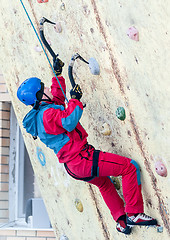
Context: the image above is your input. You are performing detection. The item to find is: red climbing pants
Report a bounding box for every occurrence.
[66,147,144,222]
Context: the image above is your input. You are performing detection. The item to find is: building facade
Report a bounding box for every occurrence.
[0,72,56,240]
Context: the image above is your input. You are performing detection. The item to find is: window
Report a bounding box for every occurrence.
[9,106,43,227]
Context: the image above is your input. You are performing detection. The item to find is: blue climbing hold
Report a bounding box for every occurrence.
[36,147,46,166]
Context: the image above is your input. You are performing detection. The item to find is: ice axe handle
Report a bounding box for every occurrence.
[68,65,76,88]
[68,54,87,107]
[39,17,57,60]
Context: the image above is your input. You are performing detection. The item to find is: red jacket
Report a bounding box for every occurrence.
[23,76,88,163]
[41,76,88,163]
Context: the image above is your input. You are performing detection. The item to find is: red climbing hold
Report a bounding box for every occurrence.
[155,161,167,177]
[127,27,139,41]
[37,0,48,3]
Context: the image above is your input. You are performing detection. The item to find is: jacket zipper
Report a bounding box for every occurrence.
[75,127,83,140]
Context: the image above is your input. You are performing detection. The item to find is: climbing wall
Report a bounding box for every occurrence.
[0,0,170,239]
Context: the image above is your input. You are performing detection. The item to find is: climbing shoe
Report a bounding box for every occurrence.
[127,213,157,226]
[116,215,131,235]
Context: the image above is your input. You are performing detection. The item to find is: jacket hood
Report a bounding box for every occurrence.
[23,108,39,137]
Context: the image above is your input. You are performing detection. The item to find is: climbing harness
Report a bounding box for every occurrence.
[64,147,100,182]
[19,0,68,103]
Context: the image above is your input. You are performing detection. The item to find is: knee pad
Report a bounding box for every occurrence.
[130,160,141,185]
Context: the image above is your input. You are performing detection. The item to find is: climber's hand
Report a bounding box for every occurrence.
[53,57,64,76]
[70,84,82,100]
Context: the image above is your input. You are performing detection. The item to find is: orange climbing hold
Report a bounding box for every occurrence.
[127,27,139,41]
[37,0,48,3]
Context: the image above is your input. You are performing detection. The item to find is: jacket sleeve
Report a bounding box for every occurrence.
[51,76,66,106]
[43,99,83,134]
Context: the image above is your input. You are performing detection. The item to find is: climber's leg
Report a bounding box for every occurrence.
[89,176,125,221]
[97,151,144,214]
[89,176,131,234]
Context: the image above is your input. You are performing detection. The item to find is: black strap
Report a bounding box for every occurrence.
[64,149,100,182]
[64,163,94,182]
[91,150,100,177]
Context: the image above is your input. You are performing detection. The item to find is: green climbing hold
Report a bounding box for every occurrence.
[116,107,126,121]
[110,176,121,190]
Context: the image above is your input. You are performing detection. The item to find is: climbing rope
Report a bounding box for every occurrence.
[19,0,69,103]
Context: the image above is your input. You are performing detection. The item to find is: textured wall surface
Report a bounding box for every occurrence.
[0,0,169,239]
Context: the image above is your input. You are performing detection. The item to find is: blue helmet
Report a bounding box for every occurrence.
[17,77,42,105]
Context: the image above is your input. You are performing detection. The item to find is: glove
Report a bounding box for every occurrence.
[53,57,64,76]
[70,84,82,100]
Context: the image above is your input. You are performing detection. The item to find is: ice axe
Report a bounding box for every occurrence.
[39,17,59,61]
[68,53,100,88]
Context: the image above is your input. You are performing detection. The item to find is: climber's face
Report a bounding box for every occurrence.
[42,86,53,100]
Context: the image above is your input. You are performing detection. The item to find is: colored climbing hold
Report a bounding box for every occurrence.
[155,161,167,177]
[116,107,126,121]
[60,235,69,240]
[34,45,43,52]
[37,0,48,3]
[54,22,62,33]
[157,225,163,233]
[35,40,51,52]
[88,58,100,75]
[75,199,83,212]
[101,123,111,136]
[36,147,46,166]
[60,3,65,10]
[110,176,121,190]
[127,27,139,41]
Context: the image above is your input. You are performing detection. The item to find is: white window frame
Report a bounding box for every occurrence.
[9,106,30,225]
[8,105,51,229]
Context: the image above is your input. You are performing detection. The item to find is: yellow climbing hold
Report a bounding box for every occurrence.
[101,123,111,136]
[75,199,83,212]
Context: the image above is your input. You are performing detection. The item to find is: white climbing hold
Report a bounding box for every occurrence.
[157,225,163,233]
[127,26,139,41]
[54,22,62,33]
[35,40,51,52]
[34,45,43,52]
[60,3,65,10]
[88,58,100,75]
[60,235,69,240]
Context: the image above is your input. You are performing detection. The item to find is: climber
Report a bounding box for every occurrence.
[17,58,157,235]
